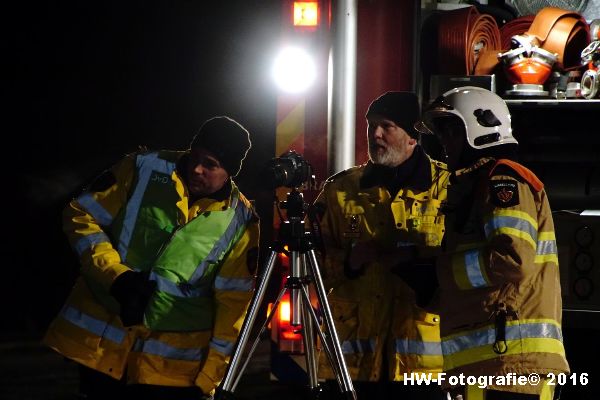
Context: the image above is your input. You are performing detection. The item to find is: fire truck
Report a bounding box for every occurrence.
[262,0,599,389]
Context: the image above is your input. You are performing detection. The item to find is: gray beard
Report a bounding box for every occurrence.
[368,144,404,167]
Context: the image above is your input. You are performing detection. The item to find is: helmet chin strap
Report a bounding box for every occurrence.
[454,143,520,172]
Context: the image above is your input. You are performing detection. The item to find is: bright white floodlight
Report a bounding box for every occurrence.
[272,46,316,93]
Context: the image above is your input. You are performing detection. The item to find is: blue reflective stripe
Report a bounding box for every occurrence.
[76,193,113,226]
[464,250,489,288]
[139,152,178,175]
[395,338,443,356]
[133,338,204,361]
[484,216,537,242]
[74,232,111,256]
[341,339,376,355]
[537,240,557,255]
[148,271,212,298]
[210,337,235,356]
[118,153,176,260]
[60,306,125,344]
[442,322,563,356]
[443,327,494,356]
[214,276,254,291]
[189,197,253,284]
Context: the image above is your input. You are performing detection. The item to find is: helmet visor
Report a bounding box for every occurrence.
[414,95,457,135]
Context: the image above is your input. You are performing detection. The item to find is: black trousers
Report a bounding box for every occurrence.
[324,379,447,400]
[485,391,539,400]
[447,386,559,400]
[78,365,204,400]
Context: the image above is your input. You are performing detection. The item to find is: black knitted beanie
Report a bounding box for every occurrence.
[190,116,251,176]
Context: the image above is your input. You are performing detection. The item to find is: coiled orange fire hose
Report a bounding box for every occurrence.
[437,6,501,75]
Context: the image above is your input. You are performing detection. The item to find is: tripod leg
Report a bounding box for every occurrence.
[298,283,350,397]
[299,255,319,390]
[298,284,345,400]
[231,285,287,390]
[291,250,302,326]
[306,249,357,400]
[217,250,279,398]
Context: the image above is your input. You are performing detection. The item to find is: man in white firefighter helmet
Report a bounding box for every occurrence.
[417,86,569,400]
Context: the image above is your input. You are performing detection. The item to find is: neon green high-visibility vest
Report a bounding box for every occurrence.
[144,179,253,331]
[95,151,253,330]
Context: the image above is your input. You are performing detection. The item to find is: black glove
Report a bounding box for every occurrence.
[392,262,438,308]
[110,271,156,326]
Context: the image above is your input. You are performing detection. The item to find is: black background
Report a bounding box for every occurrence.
[5,0,282,339]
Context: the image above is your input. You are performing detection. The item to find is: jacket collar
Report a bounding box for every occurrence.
[453,157,495,181]
[359,145,432,194]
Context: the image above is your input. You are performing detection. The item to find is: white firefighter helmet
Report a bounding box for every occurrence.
[416,86,518,149]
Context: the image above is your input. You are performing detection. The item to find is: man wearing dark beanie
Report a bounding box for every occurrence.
[314,92,449,400]
[44,115,259,400]
[190,116,251,178]
[186,116,252,201]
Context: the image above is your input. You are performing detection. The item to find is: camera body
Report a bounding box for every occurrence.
[266,150,314,189]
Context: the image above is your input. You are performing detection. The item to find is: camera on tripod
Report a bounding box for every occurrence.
[265,150,319,238]
[265,150,315,189]
[216,150,357,400]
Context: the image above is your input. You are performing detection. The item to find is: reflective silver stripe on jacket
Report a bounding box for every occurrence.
[148,271,212,297]
[189,201,254,284]
[132,338,204,361]
[341,339,376,355]
[214,276,254,291]
[464,249,489,288]
[484,215,537,243]
[74,232,111,256]
[60,305,125,344]
[442,322,563,356]
[395,338,443,355]
[117,153,176,261]
[209,337,235,356]
[76,193,113,226]
[536,239,557,256]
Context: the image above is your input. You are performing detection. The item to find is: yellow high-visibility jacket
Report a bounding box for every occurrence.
[44,150,259,394]
[437,158,569,395]
[314,149,449,381]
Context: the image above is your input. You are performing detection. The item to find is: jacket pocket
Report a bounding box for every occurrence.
[392,307,443,376]
[406,198,445,247]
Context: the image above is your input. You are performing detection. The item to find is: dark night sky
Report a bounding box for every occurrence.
[5,0,283,338]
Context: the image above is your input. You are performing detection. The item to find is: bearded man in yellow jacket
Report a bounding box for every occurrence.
[44,116,260,399]
[314,92,450,399]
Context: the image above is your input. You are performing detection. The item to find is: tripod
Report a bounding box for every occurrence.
[215,188,357,400]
